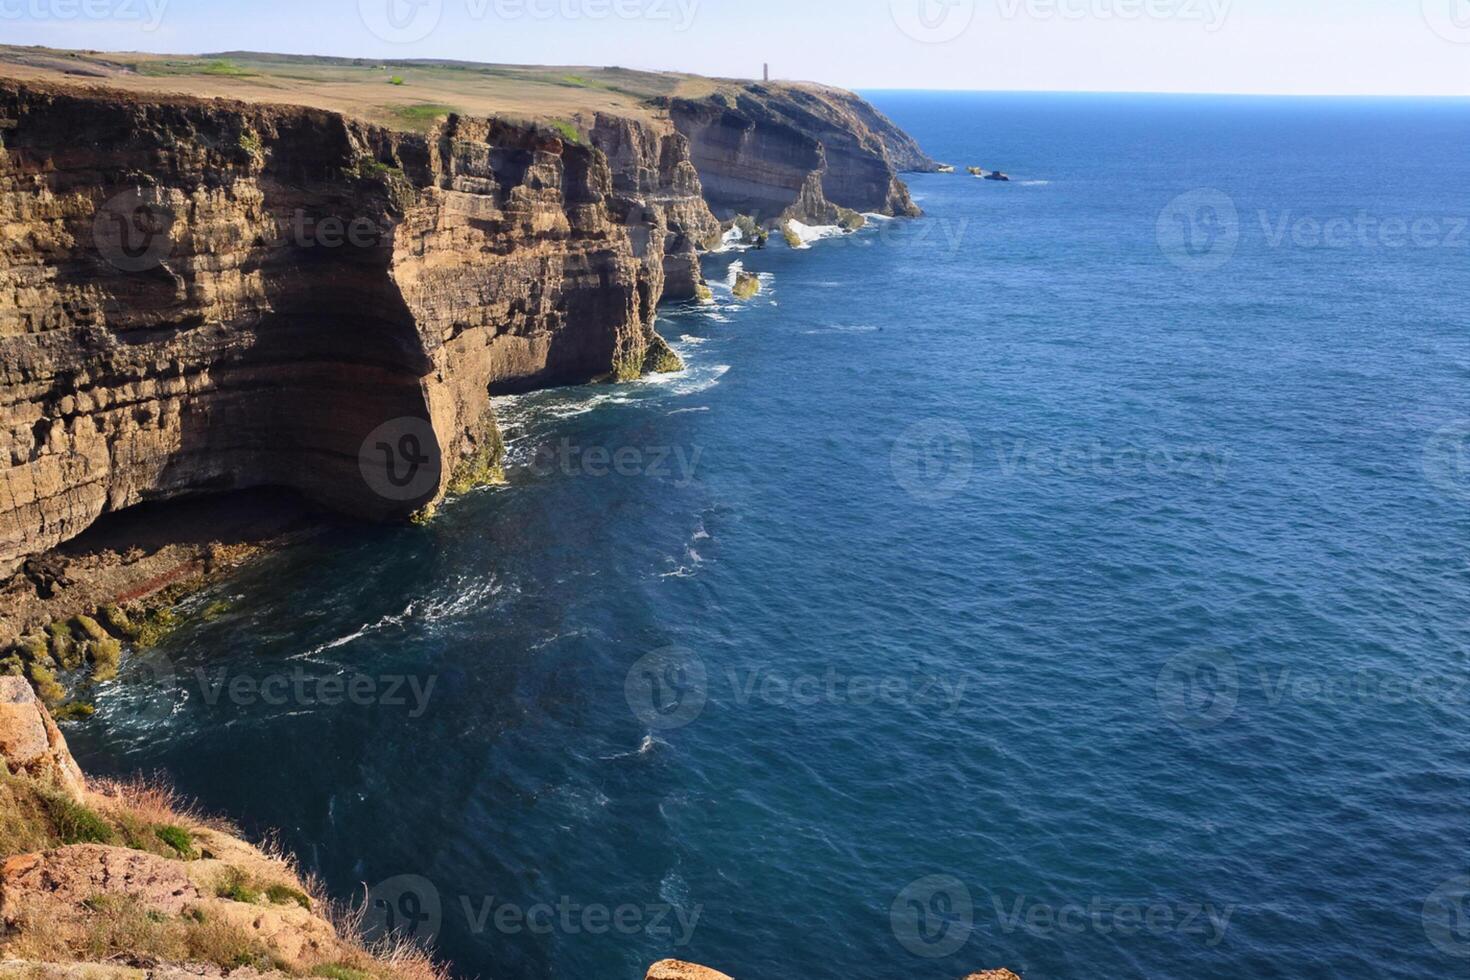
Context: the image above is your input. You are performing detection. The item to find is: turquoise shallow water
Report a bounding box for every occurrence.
[70,93,1470,978]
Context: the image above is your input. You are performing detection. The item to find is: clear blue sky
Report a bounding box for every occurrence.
[3,0,1467,95]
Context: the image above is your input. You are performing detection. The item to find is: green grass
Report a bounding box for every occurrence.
[216,867,262,905]
[388,103,456,131]
[202,59,252,77]
[266,884,312,910]
[154,825,196,859]
[139,58,253,78]
[44,794,115,846]
[549,119,582,144]
[312,966,373,980]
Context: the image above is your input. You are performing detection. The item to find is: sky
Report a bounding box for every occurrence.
[1,0,1467,96]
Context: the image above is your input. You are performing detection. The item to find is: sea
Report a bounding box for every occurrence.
[68,92,1470,979]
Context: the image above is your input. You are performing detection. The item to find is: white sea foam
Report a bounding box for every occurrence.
[293,602,415,659]
[785,219,845,248]
[803,323,879,335]
[708,225,753,253]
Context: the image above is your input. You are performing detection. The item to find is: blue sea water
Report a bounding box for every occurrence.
[67,93,1470,979]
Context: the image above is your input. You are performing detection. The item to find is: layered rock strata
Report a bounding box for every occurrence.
[0,76,925,578]
[0,81,718,574]
[664,83,934,224]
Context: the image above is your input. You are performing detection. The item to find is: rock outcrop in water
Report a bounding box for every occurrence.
[0,73,925,582]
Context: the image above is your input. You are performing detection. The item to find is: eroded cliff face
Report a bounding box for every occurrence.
[588,112,721,302]
[665,83,933,225]
[0,75,924,578]
[0,81,709,573]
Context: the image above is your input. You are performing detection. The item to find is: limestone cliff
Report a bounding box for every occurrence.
[663,82,933,224]
[0,80,712,574]
[0,70,926,580]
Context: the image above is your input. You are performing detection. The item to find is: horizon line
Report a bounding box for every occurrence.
[850,86,1470,99]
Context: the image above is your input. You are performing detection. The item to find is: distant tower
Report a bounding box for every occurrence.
[763,63,769,82]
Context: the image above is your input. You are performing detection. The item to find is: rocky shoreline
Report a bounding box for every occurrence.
[0,58,928,707]
[0,51,980,977]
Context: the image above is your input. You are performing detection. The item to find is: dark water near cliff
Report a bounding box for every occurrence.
[70,93,1470,978]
